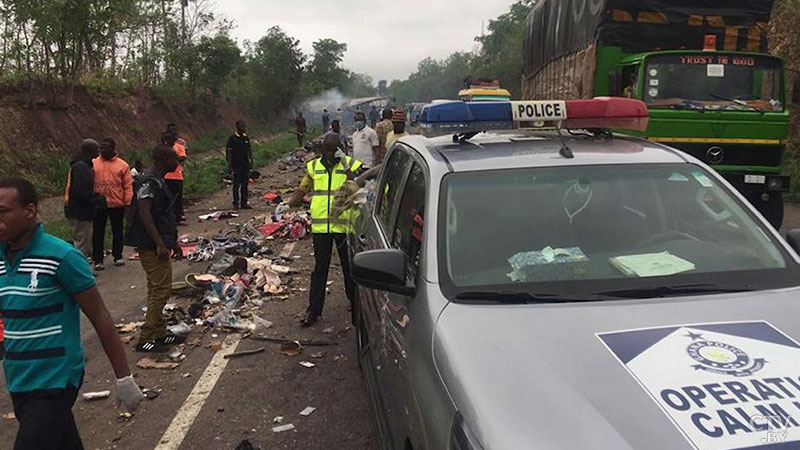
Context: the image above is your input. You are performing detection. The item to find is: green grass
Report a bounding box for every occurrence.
[182,126,319,200]
[43,219,73,243]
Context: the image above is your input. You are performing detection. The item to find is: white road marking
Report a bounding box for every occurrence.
[154,335,241,450]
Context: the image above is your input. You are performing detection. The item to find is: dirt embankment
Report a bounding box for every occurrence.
[0,85,263,180]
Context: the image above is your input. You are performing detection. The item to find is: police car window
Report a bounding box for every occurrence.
[378,148,412,233]
[441,164,797,298]
[391,162,426,280]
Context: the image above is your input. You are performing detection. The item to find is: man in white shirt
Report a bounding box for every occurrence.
[350,111,380,169]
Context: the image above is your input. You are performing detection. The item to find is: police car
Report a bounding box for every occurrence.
[348,97,800,450]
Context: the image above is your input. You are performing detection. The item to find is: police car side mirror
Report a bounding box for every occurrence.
[786,229,800,254]
[608,71,621,97]
[352,249,415,296]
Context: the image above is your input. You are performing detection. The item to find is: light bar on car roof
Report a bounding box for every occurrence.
[418,97,649,138]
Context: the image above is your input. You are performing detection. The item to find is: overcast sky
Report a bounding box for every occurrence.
[213,0,514,83]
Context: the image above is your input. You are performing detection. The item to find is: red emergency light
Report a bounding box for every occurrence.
[563,97,649,131]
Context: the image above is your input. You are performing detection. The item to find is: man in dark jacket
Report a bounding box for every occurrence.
[64,139,105,258]
[126,145,184,352]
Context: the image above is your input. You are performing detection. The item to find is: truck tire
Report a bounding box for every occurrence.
[758,192,784,230]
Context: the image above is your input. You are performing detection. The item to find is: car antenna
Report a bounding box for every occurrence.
[556,124,573,159]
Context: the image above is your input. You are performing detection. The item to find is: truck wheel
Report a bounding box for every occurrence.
[758,192,784,229]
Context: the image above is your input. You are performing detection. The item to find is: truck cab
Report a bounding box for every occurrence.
[606,50,790,227]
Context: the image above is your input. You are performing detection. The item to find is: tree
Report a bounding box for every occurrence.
[197,34,241,96]
[309,38,348,90]
[248,26,305,113]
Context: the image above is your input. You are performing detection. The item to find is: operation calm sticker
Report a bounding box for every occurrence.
[597,321,800,449]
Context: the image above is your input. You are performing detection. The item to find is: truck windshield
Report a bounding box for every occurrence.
[439,164,799,301]
[643,54,783,112]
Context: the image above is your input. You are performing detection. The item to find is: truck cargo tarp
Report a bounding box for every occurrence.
[523,0,775,78]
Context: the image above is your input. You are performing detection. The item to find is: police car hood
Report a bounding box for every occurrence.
[433,287,800,450]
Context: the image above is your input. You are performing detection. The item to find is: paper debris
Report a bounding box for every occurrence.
[299,361,315,368]
[82,390,111,401]
[272,424,295,433]
[299,407,316,417]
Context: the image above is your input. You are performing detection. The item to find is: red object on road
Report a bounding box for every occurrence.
[263,192,280,202]
[257,222,285,237]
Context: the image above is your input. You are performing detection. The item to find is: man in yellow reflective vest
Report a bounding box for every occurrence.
[278,133,363,327]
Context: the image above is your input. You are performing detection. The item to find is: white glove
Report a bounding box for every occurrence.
[334,148,350,170]
[275,203,290,215]
[115,375,144,412]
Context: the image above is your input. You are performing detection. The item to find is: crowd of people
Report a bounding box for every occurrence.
[0,107,414,447]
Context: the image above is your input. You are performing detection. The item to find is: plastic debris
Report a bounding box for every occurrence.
[299,406,316,417]
[136,357,180,370]
[272,416,284,424]
[280,341,303,356]
[299,361,316,368]
[271,424,295,433]
[167,322,191,336]
[81,391,111,401]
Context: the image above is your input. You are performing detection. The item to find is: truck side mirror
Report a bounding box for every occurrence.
[608,71,621,97]
[792,78,800,105]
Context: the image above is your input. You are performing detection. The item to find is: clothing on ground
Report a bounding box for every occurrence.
[351,126,378,168]
[164,142,186,181]
[92,156,132,209]
[137,249,172,343]
[125,174,177,251]
[11,381,84,450]
[0,224,95,393]
[68,219,92,258]
[92,207,125,263]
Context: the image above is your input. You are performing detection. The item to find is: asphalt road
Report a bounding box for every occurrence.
[0,150,377,450]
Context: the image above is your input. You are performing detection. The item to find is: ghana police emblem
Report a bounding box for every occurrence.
[685,331,766,377]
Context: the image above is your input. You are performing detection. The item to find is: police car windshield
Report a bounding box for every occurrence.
[440,164,800,300]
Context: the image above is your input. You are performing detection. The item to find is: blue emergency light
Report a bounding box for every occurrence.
[417,97,649,138]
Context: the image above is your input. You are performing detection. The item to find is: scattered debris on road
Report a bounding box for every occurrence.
[223,347,265,359]
[299,361,315,368]
[299,406,316,417]
[81,391,111,401]
[136,357,180,370]
[279,341,303,356]
[271,424,295,433]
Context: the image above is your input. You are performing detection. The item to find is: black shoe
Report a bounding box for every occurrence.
[241,204,253,210]
[135,341,170,353]
[300,312,318,327]
[158,333,186,346]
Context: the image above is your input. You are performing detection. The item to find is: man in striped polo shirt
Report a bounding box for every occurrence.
[0,178,143,450]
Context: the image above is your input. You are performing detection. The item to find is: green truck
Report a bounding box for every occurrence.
[522,0,798,227]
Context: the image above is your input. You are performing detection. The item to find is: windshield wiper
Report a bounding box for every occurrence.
[595,283,754,299]
[455,290,599,304]
[668,99,705,112]
[709,94,763,113]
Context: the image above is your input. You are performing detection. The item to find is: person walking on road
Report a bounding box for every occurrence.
[295,112,307,147]
[163,126,187,225]
[126,145,185,353]
[226,120,253,210]
[351,111,380,169]
[64,139,106,259]
[0,177,143,449]
[321,109,330,132]
[374,108,393,164]
[277,133,363,327]
[386,109,410,149]
[92,138,133,270]
[368,105,380,128]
